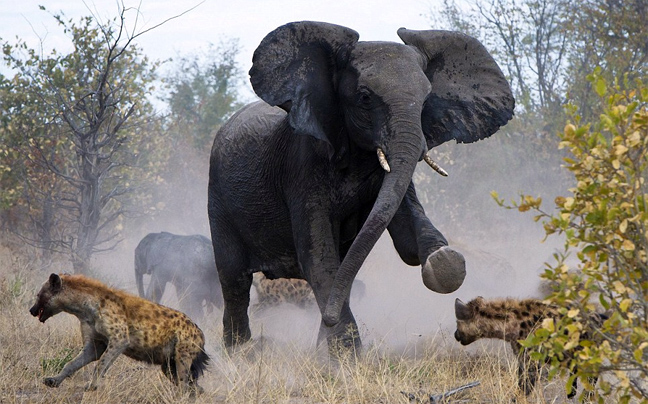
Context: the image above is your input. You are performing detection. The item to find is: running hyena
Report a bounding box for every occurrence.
[454,296,602,399]
[29,273,209,393]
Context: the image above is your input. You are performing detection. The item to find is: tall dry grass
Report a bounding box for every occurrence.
[1,249,575,404]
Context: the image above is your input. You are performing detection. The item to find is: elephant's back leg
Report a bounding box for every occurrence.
[216,253,253,346]
[208,218,253,346]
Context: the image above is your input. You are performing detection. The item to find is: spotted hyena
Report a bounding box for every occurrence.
[29,273,209,393]
[252,272,315,308]
[454,296,602,399]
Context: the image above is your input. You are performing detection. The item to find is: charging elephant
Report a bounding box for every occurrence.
[208,21,514,352]
[134,232,223,321]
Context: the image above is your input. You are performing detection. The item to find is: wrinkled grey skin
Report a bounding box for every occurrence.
[135,232,223,321]
[208,21,514,352]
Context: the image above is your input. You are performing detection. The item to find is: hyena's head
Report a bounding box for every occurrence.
[454,297,485,345]
[29,273,64,323]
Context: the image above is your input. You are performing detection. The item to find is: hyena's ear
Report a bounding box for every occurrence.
[455,298,473,321]
[49,273,62,293]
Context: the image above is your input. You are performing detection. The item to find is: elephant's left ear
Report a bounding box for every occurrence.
[398,29,514,148]
[249,21,359,145]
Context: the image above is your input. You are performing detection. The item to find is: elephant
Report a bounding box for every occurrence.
[207,21,514,352]
[134,232,223,321]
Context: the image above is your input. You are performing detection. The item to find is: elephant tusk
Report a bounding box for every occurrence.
[423,153,448,177]
[376,148,391,173]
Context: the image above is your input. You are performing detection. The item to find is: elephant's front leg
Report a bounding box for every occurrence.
[293,205,361,353]
[387,182,466,294]
[316,299,361,356]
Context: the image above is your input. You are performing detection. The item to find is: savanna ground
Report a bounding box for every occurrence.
[0,239,590,404]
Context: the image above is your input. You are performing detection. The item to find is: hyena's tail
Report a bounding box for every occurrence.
[191,349,210,380]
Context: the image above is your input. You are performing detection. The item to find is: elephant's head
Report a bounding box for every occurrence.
[249,21,514,326]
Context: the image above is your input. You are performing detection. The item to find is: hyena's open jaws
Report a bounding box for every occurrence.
[29,273,209,394]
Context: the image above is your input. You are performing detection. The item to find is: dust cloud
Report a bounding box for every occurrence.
[88,134,568,355]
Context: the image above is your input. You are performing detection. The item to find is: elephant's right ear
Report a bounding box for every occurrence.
[249,21,359,145]
[398,29,514,148]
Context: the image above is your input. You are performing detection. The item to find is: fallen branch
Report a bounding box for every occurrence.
[401,380,481,403]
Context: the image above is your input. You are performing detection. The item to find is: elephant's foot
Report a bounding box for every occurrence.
[225,336,267,362]
[318,319,361,358]
[421,246,466,294]
[223,325,252,348]
[326,326,361,359]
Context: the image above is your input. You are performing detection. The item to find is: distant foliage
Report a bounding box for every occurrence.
[163,40,245,151]
[0,8,169,271]
[494,70,648,402]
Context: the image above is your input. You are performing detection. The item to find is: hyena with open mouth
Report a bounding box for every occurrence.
[30,273,209,393]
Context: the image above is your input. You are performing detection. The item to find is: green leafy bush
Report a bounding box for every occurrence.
[494,69,648,402]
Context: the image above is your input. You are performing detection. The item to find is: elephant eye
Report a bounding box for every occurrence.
[357,89,372,107]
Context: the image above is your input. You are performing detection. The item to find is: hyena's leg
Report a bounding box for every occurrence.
[517,352,540,396]
[85,335,128,391]
[44,324,106,388]
[170,340,203,395]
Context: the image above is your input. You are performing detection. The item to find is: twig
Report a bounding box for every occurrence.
[401,381,481,403]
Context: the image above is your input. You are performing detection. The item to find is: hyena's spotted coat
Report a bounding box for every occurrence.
[29,273,208,393]
[454,296,603,399]
[252,272,316,309]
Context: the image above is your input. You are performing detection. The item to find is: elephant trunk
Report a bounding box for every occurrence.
[322,122,422,327]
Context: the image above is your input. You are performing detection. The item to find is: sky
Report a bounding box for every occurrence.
[2,0,438,97]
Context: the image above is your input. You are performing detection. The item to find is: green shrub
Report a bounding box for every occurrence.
[494,69,648,402]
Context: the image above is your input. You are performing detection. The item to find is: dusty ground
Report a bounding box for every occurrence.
[0,238,585,404]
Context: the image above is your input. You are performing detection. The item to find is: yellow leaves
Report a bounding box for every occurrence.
[614,144,629,156]
[619,219,628,233]
[558,140,571,150]
[634,347,645,362]
[613,281,627,294]
[634,342,648,362]
[619,299,633,312]
[621,239,635,251]
[627,131,641,147]
[541,318,555,332]
[562,197,575,210]
[567,308,580,318]
[517,195,542,212]
[564,123,576,136]
[615,370,631,389]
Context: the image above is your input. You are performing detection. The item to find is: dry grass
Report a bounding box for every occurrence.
[1,249,575,404]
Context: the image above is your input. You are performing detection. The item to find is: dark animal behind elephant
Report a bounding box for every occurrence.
[134,232,223,321]
[208,21,514,352]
